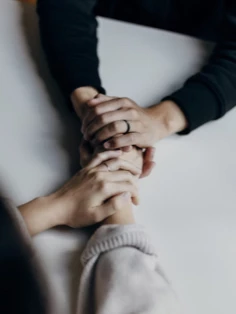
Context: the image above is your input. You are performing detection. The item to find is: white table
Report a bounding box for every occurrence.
[1,1,236,314]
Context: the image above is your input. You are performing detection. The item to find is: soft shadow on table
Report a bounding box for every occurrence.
[20,4,84,313]
[20,3,82,178]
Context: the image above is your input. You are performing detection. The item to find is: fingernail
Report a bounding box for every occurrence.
[104,142,111,149]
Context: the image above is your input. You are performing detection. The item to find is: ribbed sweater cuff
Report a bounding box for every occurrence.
[81,225,157,266]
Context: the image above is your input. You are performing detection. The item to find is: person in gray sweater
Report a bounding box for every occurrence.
[0,149,180,314]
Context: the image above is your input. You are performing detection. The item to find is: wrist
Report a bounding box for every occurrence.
[18,195,61,236]
[71,86,99,119]
[148,100,187,139]
[102,202,135,225]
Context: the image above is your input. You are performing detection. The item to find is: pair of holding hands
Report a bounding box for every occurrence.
[78,94,157,178]
[46,94,157,231]
[20,149,141,235]
[20,91,187,235]
[20,94,149,235]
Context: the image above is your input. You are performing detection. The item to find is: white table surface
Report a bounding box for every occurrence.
[1,1,236,314]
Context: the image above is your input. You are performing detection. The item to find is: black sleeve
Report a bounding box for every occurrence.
[164,1,236,134]
[37,0,105,96]
[0,197,48,314]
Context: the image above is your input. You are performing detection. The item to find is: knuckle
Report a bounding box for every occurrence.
[107,158,119,170]
[111,121,120,133]
[93,106,101,116]
[96,151,107,162]
[96,152,104,160]
[129,133,135,143]
[128,175,135,184]
[130,108,138,119]
[113,157,120,164]
[99,114,107,124]
[127,171,133,180]
[100,181,109,194]
[123,97,131,106]
[94,171,103,182]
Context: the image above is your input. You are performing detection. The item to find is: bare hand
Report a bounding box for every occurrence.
[79,139,155,178]
[82,96,159,148]
[52,150,139,228]
[82,96,187,149]
[80,94,156,178]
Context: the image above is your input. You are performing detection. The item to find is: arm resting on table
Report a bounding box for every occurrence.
[164,3,236,133]
[77,224,180,314]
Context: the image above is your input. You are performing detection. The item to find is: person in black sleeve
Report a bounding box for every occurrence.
[37,0,236,162]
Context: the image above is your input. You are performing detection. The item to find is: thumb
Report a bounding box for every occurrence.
[140,146,156,178]
[140,161,156,178]
[88,94,116,106]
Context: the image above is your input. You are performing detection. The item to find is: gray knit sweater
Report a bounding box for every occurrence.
[77,224,181,314]
[6,201,181,314]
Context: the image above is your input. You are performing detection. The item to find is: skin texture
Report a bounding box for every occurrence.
[19,84,186,234]
[72,87,187,150]
[72,88,186,177]
[83,96,187,149]
[78,140,139,226]
[19,151,138,236]
[72,91,156,178]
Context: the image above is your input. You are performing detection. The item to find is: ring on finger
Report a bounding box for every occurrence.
[123,120,131,134]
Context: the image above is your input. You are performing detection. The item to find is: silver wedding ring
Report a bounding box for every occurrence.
[124,120,131,134]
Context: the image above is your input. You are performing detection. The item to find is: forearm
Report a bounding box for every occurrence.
[37,0,104,96]
[163,3,236,133]
[148,100,187,138]
[18,195,61,236]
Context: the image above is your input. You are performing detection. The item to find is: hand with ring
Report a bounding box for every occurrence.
[81,94,162,149]
[80,95,156,178]
[79,138,155,179]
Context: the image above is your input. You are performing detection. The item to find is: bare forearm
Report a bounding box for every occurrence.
[148,100,187,138]
[18,195,61,236]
